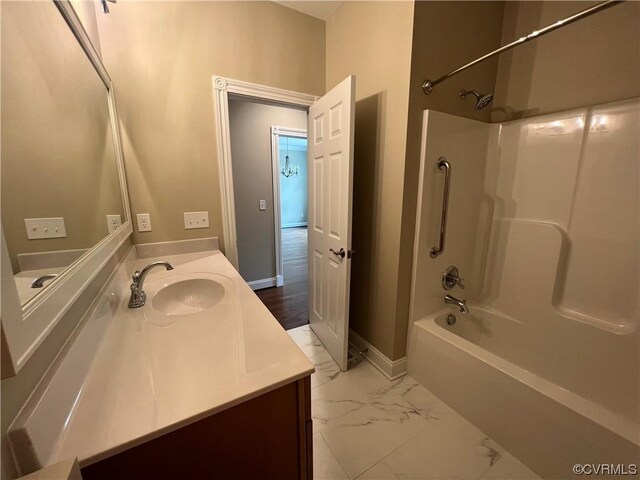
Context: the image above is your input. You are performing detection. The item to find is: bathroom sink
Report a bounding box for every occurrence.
[149,274,232,316]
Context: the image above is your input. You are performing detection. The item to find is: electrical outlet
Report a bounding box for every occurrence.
[106,214,122,233]
[24,218,67,239]
[136,213,152,232]
[184,211,210,230]
[259,200,267,211]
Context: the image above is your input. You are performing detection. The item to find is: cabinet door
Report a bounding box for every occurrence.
[81,379,311,480]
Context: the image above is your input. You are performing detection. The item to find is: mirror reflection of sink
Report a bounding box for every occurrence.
[148,274,233,316]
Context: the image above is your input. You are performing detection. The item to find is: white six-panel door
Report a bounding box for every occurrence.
[307,76,355,371]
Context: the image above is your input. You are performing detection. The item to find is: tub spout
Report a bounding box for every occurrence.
[444,294,469,314]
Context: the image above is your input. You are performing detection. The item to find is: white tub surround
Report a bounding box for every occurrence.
[408,99,639,478]
[9,249,314,475]
[410,313,639,479]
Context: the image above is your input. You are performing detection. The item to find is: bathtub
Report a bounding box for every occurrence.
[408,308,640,479]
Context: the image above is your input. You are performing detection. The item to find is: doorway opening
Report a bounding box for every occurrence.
[256,129,309,329]
[256,224,309,329]
[212,75,355,371]
[226,97,310,330]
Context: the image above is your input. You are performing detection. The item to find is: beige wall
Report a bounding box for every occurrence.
[407,1,505,124]
[95,1,325,250]
[228,98,307,283]
[326,1,415,360]
[1,1,124,273]
[396,1,505,359]
[70,0,102,57]
[492,1,640,122]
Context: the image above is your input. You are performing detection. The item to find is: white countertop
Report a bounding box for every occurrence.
[44,250,314,467]
[14,267,67,304]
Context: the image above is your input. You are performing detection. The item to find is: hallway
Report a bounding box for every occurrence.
[256,227,308,330]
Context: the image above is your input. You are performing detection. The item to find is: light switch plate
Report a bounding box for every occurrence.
[24,218,67,239]
[136,213,152,232]
[183,211,210,229]
[106,214,122,233]
[259,200,267,211]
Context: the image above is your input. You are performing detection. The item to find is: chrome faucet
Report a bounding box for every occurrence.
[128,261,174,308]
[31,273,59,288]
[444,294,469,314]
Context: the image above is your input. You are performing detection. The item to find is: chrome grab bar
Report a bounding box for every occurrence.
[430,157,451,258]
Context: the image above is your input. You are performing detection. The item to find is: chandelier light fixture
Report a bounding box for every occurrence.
[280,137,299,178]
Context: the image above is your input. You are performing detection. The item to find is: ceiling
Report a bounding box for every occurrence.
[273,1,344,21]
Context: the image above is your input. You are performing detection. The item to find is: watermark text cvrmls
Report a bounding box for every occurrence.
[573,464,638,476]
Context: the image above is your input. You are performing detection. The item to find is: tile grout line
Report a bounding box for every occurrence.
[295,326,531,480]
[305,337,341,472]
[352,376,461,479]
[297,328,436,479]
[475,437,509,480]
[306,334,378,479]
[346,383,438,478]
[316,430,351,480]
[352,421,429,479]
[476,456,499,480]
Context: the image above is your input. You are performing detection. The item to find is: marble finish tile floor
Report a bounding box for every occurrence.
[287,325,540,480]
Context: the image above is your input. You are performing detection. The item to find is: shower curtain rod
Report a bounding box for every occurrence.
[422,0,624,95]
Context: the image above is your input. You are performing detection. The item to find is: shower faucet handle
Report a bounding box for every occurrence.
[442,266,464,290]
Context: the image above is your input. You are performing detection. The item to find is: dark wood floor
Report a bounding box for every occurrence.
[256,227,309,330]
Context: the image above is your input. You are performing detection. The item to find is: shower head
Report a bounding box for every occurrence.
[459,89,494,110]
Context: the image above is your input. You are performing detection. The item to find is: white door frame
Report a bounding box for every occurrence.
[270,126,308,287]
[211,76,318,268]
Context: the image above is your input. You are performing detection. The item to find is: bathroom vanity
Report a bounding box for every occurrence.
[8,247,315,479]
[2,3,314,478]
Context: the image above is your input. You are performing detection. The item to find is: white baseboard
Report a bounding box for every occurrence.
[349,329,407,381]
[247,277,277,291]
[282,222,308,229]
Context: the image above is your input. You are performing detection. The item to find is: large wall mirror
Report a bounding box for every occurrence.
[1,1,131,376]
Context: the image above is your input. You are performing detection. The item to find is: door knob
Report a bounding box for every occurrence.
[330,248,355,259]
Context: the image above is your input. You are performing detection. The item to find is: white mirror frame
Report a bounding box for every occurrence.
[0,0,132,377]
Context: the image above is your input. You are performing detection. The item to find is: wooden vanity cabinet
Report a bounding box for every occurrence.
[81,377,312,480]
